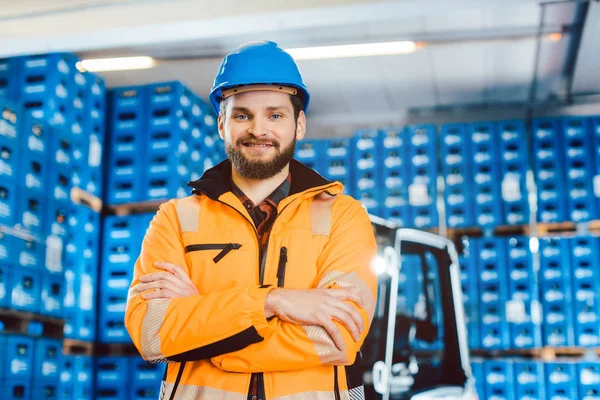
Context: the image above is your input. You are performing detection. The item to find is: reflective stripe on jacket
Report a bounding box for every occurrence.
[125,159,378,399]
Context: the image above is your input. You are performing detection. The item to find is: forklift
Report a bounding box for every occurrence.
[363,216,477,400]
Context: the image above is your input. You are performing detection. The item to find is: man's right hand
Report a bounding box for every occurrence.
[264,288,365,351]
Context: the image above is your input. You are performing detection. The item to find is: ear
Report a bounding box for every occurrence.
[295,110,307,141]
[217,112,225,140]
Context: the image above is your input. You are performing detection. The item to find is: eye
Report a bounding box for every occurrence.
[271,114,283,120]
[234,114,248,121]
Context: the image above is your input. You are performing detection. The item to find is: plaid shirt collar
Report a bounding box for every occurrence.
[231,173,292,217]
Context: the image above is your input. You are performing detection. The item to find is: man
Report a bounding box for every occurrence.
[125,41,378,400]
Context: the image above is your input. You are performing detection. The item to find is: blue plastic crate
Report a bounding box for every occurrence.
[76,309,97,342]
[470,121,502,228]
[406,124,438,228]
[0,264,10,308]
[20,151,48,193]
[33,338,62,381]
[0,180,18,226]
[96,357,130,399]
[295,139,323,170]
[33,383,59,400]
[506,237,542,349]
[352,130,382,190]
[99,287,130,343]
[562,117,597,222]
[46,166,72,203]
[546,362,579,400]
[0,229,16,265]
[20,116,49,159]
[17,188,47,233]
[0,58,20,99]
[10,267,41,313]
[441,123,474,228]
[147,81,194,113]
[514,360,545,400]
[355,189,381,216]
[0,99,19,140]
[109,86,146,134]
[18,54,77,127]
[143,171,190,201]
[15,236,44,269]
[459,239,480,349]
[4,335,35,380]
[484,359,515,400]
[0,134,20,182]
[578,362,600,400]
[40,271,64,317]
[130,357,165,399]
[85,74,106,135]
[532,118,568,223]
[569,236,600,347]
[3,380,31,400]
[46,199,73,238]
[106,162,141,204]
[497,120,530,225]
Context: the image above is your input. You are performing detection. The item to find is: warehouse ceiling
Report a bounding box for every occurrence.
[0,0,598,128]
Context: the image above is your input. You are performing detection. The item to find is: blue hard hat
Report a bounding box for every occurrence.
[209,41,310,115]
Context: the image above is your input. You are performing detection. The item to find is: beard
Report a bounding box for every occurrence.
[226,134,297,180]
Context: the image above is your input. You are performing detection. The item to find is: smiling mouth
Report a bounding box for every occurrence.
[242,142,275,148]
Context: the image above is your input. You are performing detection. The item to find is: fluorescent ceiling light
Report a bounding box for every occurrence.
[286,41,417,60]
[77,56,156,72]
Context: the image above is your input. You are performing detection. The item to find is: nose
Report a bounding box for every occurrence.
[248,118,268,137]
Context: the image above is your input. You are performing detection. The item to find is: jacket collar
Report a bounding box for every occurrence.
[188,158,335,200]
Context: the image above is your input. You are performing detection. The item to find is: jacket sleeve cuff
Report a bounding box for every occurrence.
[247,285,277,339]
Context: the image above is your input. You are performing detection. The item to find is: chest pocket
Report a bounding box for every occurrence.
[185,243,242,263]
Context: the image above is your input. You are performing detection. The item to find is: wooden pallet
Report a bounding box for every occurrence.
[71,187,103,213]
[107,200,165,217]
[95,342,140,357]
[0,308,64,339]
[63,338,95,356]
[470,347,600,361]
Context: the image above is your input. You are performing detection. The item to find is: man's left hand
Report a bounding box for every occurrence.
[139,262,199,299]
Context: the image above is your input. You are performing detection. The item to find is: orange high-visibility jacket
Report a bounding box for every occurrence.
[125,159,378,400]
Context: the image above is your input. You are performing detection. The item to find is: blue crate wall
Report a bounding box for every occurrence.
[3,334,35,380]
[562,117,597,222]
[578,362,600,400]
[538,237,575,347]
[441,123,474,228]
[459,238,480,349]
[569,236,600,347]
[470,121,502,228]
[106,86,147,204]
[10,265,41,313]
[592,117,600,214]
[0,100,21,183]
[322,137,352,193]
[477,237,510,350]
[82,74,106,197]
[380,127,410,227]
[496,120,530,226]
[40,270,65,317]
[514,360,545,400]
[33,338,63,382]
[130,357,166,400]
[0,180,18,227]
[545,361,579,400]
[352,130,383,216]
[484,359,515,400]
[405,124,438,228]
[505,237,542,349]
[2,380,31,400]
[532,118,568,223]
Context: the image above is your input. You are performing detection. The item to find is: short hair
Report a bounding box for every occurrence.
[219,93,304,124]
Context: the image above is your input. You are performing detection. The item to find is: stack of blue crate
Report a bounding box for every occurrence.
[441,123,474,228]
[99,213,155,343]
[1,335,35,400]
[538,237,575,347]
[459,238,480,349]
[321,137,352,194]
[405,125,438,228]
[294,139,323,172]
[470,121,502,228]
[578,361,600,400]
[569,236,600,347]
[562,117,598,222]
[483,359,515,400]
[514,360,545,400]
[352,130,383,216]
[95,356,165,400]
[380,127,410,227]
[593,117,600,215]
[505,237,542,349]
[532,118,568,223]
[59,355,94,399]
[107,81,218,204]
[497,120,529,226]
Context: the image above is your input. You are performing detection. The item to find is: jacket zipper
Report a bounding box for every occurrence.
[276,247,288,287]
[185,243,242,263]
